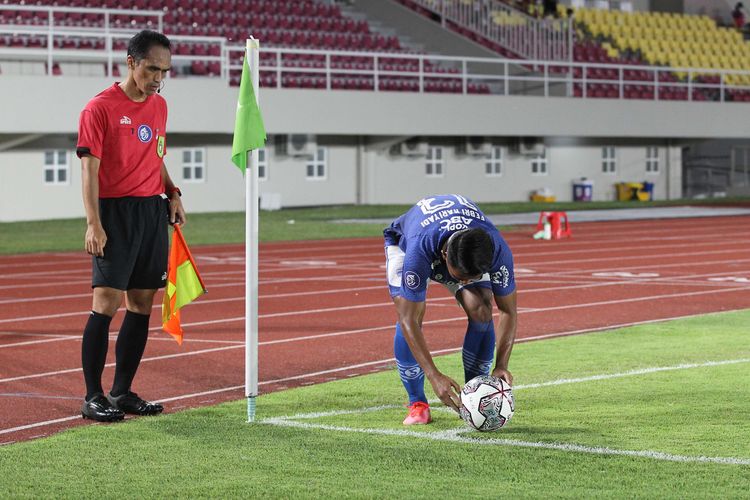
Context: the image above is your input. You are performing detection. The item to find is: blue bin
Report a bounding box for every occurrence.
[641,181,654,201]
[572,179,593,202]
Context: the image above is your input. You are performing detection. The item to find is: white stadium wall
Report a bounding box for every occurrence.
[0,74,740,221]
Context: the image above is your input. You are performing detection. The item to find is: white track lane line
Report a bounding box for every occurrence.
[2,306,748,386]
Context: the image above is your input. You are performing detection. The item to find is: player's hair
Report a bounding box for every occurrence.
[127,30,172,62]
[446,228,493,277]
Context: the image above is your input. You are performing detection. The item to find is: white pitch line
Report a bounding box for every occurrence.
[1,343,748,442]
[261,419,750,466]
[260,357,750,466]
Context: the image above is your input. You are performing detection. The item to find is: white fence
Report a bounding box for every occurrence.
[2,4,750,103]
[405,0,573,62]
[227,46,750,102]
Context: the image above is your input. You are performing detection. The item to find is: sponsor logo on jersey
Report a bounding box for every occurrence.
[491,265,510,287]
[439,215,474,232]
[120,115,132,125]
[138,125,153,143]
[404,271,421,290]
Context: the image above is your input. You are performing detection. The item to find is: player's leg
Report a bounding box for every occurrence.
[386,245,431,424]
[455,285,496,382]
[393,307,428,405]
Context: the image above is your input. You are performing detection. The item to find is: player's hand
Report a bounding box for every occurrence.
[169,195,186,225]
[491,367,513,386]
[428,371,462,413]
[85,223,107,257]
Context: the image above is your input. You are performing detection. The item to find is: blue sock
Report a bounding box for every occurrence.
[394,322,427,404]
[462,320,496,382]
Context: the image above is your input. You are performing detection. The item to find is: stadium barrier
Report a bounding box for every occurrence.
[1,4,749,102]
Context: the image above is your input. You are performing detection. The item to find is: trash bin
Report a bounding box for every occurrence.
[617,182,643,201]
[572,178,594,202]
[640,181,654,201]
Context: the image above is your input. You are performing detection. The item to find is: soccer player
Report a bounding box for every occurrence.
[384,194,517,425]
[76,30,184,422]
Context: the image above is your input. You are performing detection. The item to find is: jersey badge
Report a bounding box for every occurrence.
[404,271,421,290]
[138,125,153,143]
[156,136,165,158]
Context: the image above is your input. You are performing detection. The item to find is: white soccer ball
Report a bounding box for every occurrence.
[459,375,515,432]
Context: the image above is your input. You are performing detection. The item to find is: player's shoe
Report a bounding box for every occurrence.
[107,391,164,416]
[81,394,125,422]
[403,401,432,425]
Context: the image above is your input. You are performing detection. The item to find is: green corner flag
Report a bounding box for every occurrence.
[231,49,267,174]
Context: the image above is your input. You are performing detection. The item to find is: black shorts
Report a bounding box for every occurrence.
[92,196,169,291]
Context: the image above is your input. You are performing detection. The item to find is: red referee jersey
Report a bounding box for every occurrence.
[77,83,168,198]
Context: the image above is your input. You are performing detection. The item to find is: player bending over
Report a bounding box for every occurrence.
[384,194,517,425]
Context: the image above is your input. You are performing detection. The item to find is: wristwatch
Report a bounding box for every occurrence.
[169,186,182,197]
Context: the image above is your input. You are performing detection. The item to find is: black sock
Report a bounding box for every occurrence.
[110,310,151,397]
[82,311,113,401]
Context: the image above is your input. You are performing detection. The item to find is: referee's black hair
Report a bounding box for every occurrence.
[446,228,493,277]
[127,30,172,62]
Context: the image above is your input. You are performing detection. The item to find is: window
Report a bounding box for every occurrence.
[182,148,205,183]
[306,147,327,180]
[485,146,503,176]
[425,146,443,177]
[646,147,659,173]
[43,150,70,185]
[602,146,616,174]
[258,148,268,180]
[530,151,548,175]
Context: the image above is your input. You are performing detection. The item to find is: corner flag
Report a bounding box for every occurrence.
[162,224,207,345]
[231,48,267,173]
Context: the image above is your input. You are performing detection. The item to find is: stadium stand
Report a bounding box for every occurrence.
[0,0,489,93]
[398,0,750,102]
[1,0,749,101]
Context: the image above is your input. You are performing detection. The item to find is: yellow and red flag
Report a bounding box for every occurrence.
[162,224,207,344]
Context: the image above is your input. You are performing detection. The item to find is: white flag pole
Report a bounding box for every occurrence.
[245,37,260,423]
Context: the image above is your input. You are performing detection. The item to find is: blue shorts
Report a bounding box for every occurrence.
[385,245,491,300]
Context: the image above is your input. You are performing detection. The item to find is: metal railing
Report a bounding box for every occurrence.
[1,3,749,103]
[225,45,750,102]
[405,0,573,62]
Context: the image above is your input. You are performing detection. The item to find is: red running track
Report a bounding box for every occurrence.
[1,215,750,444]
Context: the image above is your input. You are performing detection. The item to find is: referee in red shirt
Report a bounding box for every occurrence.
[76,30,185,422]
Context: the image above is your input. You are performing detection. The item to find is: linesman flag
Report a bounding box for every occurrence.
[162,224,207,345]
[231,48,267,174]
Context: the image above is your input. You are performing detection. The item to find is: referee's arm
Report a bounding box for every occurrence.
[161,162,186,225]
[81,155,106,257]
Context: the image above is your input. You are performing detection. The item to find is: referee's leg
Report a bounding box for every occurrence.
[83,287,122,398]
[109,288,158,398]
[80,286,125,421]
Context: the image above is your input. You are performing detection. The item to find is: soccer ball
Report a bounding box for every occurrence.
[459,375,515,432]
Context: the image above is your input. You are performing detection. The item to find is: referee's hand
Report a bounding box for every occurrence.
[85,223,107,257]
[169,195,186,226]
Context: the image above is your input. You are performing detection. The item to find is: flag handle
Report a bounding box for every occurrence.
[245,37,260,423]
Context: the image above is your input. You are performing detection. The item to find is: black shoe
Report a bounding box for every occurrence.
[107,391,164,416]
[81,394,125,422]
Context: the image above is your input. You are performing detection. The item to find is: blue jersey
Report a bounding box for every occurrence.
[384,194,516,302]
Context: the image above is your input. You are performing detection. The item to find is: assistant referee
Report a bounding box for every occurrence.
[76,30,185,422]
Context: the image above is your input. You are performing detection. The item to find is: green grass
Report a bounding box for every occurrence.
[2,310,749,498]
[1,197,748,254]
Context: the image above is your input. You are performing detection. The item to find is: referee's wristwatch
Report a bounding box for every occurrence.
[168,186,182,198]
